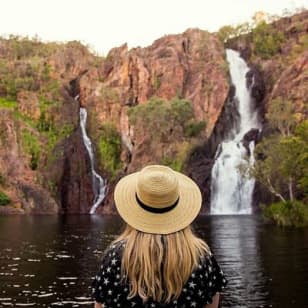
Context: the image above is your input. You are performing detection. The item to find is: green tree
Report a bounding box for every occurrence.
[128,97,205,143]
[0,191,10,206]
[252,129,307,202]
[252,21,285,59]
[246,120,308,227]
[266,98,298,136]
[217,25,236,43]
[97,123,122,178]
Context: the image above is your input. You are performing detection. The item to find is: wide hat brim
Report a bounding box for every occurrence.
[114,170,202,234]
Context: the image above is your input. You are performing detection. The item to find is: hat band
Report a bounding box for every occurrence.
[135,193,179,214]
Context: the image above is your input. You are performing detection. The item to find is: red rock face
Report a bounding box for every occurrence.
[268,52,307,116]
[78,29,229,184]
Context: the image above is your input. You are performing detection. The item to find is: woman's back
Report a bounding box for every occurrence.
[92,237,226,307]
[91,165,227,307]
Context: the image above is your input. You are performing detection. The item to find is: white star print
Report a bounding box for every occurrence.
[103,278,109,285]
[191,302,197,307]
[198,290,203,296]
[189,281,196,289]
[111,258,117,265]
[106,267,111,273]
[108,289,112,295]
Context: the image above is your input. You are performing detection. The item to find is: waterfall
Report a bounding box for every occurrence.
[210,49,261,215]
[79,107,107,214]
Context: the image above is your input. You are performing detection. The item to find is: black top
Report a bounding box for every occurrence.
[92,241,227,308]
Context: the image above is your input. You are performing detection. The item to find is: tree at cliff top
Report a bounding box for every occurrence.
[243,97,308,226]
[252,21,285,59]
[128,97,206,171]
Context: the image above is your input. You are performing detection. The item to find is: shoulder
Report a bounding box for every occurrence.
[100,240,126,267]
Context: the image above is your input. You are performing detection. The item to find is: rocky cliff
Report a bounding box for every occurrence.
[0,29,229,214]
[0,10,306,214]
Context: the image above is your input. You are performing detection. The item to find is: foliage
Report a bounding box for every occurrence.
[100,85,119,102]
[262,200,308,227]
[161,142,191,172]
[217,22,252,43]
[252,122,307,203]
[266,97,299,136]
[0,174,5,186]
[128,97,205,171]
[184,120,207,137]
[21,129,40,170]
[45,124,74,152]
[161,156,184,172]
[0,191,10,206]
[128,97,205,143]
[37,100,56,132]
[97,123,122,178]
[252,21,285,59]
[0,98,17,108]
[217,25,236,43]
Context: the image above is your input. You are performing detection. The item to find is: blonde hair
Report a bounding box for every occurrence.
[113,225,210,303]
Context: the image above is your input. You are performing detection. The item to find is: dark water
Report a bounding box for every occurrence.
[0,215,307,307]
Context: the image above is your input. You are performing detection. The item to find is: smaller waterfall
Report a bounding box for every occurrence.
[80,108,107,214]
[210,49,261,215]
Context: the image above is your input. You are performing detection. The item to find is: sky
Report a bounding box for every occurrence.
[0,0,307,55]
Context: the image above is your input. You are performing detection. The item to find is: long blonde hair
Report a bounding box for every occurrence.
[113,224,210,303]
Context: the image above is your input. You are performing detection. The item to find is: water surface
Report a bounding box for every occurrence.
[0,215,307,307]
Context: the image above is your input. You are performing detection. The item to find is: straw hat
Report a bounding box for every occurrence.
[114,165,202,234]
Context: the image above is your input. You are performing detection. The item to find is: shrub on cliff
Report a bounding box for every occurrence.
[21,129,40,170]
[97,123,122,179]
[243,120,307,227]
[252,122,307,203]
[0,191,10,206]
[262,200,308,227]
[128,97,205,142]
[252,21,285,59]
[128,97,206,171]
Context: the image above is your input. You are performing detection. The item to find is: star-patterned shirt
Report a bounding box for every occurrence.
[92,240,227,308]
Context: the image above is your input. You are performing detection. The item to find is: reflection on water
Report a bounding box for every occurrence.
[0,215,307,307]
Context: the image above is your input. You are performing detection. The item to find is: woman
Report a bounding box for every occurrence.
[92,165,227,307]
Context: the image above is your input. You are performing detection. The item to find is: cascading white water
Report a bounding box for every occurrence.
[210,49,261,215]
[80,107,107,214]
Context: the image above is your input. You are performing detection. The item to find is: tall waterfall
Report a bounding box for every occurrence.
[80,107,107,214]
[210,49,261,215]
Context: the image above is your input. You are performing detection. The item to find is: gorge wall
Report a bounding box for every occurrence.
[0,10,306,214]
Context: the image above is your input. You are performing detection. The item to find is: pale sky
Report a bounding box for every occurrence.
[1,0,307,55]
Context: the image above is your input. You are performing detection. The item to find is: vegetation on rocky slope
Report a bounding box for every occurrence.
[225,10,308,226]
[128,97,206,172]
[0,10,306,215]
